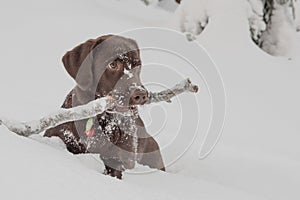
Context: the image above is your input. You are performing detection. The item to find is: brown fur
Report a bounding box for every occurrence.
[44,35,165,179]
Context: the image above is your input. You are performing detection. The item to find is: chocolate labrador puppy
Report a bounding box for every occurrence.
[44,35,165,179]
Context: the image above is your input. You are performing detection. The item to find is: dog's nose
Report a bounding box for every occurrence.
[130,88,148,105]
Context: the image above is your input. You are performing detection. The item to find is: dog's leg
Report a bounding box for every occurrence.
[135,117,165,171]
[44,123,86,154]
[137,136,165,171]
[101,157,124,179]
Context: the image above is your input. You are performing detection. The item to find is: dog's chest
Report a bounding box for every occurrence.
[62,91,139,154]
[85,111,138,152]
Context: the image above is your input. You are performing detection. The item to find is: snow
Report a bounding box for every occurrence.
[0,0,300,200]
[0,132,265,200]
[246,0,266,42]
[296,0,300,30]
[260,1,297,56]
[171,0,209,36]
[123,68,134,78]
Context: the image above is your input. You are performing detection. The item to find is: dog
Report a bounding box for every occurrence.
[44,35,165,179]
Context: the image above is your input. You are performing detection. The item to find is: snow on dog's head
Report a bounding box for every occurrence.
[62,35,148,108]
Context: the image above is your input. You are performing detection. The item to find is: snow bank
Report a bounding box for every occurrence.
[0,129,263,200]
[246,0,266,42]
[260,1,297,56]
[171,0,209,38]
[173,0,298,56]
[295,0,300,31]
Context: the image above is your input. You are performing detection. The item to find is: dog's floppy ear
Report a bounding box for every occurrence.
[62,35,112,90]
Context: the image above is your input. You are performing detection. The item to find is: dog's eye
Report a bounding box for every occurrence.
[108,61,118,69]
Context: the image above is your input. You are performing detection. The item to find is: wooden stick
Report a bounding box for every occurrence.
[147,78,198,104]
[0,79,198,137]
[0,96,114,137]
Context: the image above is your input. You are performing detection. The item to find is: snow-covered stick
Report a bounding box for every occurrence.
[0,97,114,137]
[147,78,198,104]
[0,78,198,137]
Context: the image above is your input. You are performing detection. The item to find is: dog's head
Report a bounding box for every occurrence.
[62,35,148,109]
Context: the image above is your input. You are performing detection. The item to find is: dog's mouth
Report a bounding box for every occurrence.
[104,89,147,113]
[114,104,137,113]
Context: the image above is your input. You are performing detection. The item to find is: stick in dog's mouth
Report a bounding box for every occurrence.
[0,78,198,137]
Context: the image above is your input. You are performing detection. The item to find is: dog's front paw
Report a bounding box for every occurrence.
[104,167,123,179]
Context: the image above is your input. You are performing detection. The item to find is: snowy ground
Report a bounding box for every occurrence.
[0,0,300,199]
